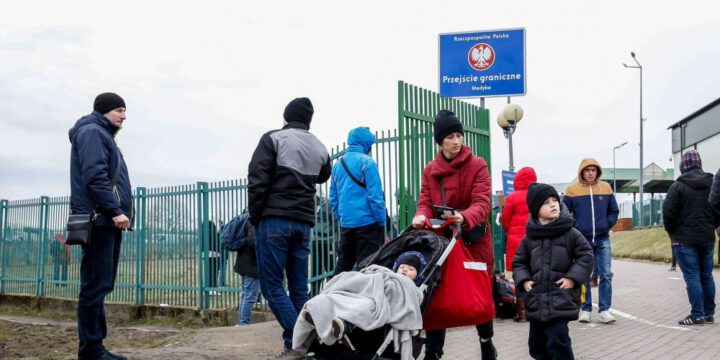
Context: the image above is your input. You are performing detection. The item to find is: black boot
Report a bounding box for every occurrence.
[514,298,527,322]
[423,350,442,360]
[480,339,497,360]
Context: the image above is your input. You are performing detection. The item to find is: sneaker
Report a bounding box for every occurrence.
[678,315,705,325]
[300,309,315,328]
[599,310,616,324]
[705,315,714,324]
[331,318,346,339]
[578,311,591,323]
[274,348,304,360]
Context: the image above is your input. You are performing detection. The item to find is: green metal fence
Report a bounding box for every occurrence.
[0,81,500,309]
[632,197,665,228]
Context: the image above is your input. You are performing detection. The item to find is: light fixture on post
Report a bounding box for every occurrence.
[613,141,628,193]
[623,51,644,226]
[497,103,524,172]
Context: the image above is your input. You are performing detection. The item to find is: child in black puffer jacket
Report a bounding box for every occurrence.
[513,183,594,360]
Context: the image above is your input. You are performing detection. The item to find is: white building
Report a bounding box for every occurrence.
[668,97,720,177]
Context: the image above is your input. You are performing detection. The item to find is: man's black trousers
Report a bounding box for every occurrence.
[77,226,122,359]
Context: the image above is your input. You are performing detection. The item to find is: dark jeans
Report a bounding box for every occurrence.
[77,226,122,359]
[255,216,311,349]
[528,320,574,360]
[675,243,716,319]
[425,321,494,355]
[333,223,384,275]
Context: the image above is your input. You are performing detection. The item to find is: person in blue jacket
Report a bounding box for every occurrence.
[68,92,133,360]
[330,127,387,275]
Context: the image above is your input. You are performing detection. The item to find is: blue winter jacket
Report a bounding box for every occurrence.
[68,111,134,227]
[329,127,386,228]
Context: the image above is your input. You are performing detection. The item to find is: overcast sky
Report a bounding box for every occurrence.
[2,0,720,201]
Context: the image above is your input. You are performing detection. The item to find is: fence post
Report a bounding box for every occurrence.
[34,197,49,297]
[0,199,7,293]
[197,182,209,309]
[135,187,147,305]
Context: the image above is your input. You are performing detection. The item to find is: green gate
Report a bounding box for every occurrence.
[0,81,498,309]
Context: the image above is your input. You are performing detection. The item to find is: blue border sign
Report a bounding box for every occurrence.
[502,170,516,197]
[439,28,526,98]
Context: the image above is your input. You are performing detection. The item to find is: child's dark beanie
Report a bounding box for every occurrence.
[526,183,560,218]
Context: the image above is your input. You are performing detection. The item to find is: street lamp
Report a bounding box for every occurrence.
[623,52,644,226]
[613,141,628,193]
[497,103,524,172]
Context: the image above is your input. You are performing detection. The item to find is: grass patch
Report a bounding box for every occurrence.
[611,227,719,265]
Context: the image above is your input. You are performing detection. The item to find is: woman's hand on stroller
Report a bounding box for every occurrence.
[412,214,428,229]
[441,211,464,225]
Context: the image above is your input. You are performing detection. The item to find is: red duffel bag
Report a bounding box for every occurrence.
[423,237,495,330]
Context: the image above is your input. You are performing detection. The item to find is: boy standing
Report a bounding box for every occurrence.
[513,183,593,360]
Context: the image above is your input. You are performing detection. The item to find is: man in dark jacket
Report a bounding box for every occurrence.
[69,92,133,360]
[514,183,593,360]
[663,150,718,325]
[247,97,331,358]
[710,167,720,217]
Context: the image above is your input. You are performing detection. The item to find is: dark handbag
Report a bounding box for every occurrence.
[65,213,97,245]
[65,149,122,245]
[439,177,487,244]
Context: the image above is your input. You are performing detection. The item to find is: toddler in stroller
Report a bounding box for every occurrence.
[293,229,450,360]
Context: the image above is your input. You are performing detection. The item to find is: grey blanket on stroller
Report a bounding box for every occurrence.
[293,265,424,359]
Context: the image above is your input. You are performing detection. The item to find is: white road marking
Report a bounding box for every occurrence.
[583,304,691,331]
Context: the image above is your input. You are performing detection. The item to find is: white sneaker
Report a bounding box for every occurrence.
[599,310,617,324]
[578,311,591,323]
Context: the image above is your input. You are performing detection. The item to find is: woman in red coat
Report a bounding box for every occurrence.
[501,167,537,270]
[412,110,497,360]
[500,166,536,323]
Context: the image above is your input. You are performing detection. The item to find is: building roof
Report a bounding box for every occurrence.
[568,162,674,194]
[667,96,720,130]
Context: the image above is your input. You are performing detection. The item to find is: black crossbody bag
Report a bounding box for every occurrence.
[66,151,121,245]
[439,177,486,244]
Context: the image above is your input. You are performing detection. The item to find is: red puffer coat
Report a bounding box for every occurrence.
[415,146,494,276]
[501,167,536,270]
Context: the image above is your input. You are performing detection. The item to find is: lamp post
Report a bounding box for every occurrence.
[613,141,628,193]
[623,52,644,226]
[497,103,524,172]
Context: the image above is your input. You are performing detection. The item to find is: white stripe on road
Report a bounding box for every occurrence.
[588,304,690,331]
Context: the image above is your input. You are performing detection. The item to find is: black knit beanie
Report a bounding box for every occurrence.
[283,97,314,126]
[433,110,464,144]
[526,183,560,219]
[399,254,421,272]
[94,92,126,115]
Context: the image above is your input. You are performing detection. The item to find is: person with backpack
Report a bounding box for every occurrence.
[233,218,260,326]
[330,127,387,275]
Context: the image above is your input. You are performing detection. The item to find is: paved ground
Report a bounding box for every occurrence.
[186,259,720,359]
[9,259,718,359]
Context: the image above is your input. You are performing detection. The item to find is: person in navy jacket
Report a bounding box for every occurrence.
[68,92,132,360]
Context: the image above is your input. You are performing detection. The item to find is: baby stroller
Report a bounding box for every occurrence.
[302,219,494,360]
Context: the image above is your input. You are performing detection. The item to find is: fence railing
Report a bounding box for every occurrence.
[1,81,502,309]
